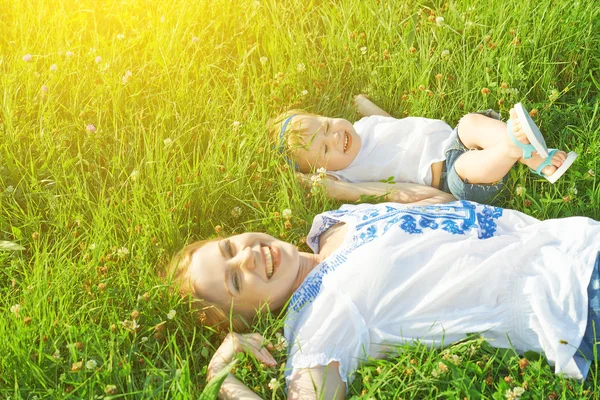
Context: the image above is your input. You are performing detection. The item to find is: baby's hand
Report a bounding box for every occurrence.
[295,172,313,189]
[353,94,370,115]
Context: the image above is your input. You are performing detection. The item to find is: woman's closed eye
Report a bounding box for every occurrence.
[232,270,241,292]
[226,239,236,257]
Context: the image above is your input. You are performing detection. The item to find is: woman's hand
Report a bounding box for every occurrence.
[208,333,277,382]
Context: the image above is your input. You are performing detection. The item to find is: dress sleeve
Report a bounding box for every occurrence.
[284,287,369,388]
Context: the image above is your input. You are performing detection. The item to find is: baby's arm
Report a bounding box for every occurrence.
[299,174,455,205]
[353,94,392,117]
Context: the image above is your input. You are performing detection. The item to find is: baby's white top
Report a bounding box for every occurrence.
[284,201,597,389]
[327,115,455,186]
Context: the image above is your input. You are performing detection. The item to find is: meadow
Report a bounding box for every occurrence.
[1,0,600,398]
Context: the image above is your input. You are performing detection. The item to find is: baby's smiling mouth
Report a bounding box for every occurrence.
[343,132,349,152]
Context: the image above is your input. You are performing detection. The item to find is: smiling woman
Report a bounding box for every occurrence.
[170,200,600,400]
[170,233,322,332]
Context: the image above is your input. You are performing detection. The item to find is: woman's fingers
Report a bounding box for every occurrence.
[236,333,277,367]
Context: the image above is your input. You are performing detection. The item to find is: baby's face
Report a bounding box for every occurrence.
[290,115,361,173]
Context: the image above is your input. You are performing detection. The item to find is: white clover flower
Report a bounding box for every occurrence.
[441,50,450,58]
[117,33,125,40]
[163,138,173,148]
[297,63,306,72]
[167,309,176,320]
[274,332,288,351]
[22,54,33,62]
[121,319,139,331]
[141,336,148,343]
[95,56,102,64]
[268,378,280,391]
[10,304,20,315]
[360,46,367,55]
[49,63,58,72]
[232,121,241,128]
[129,170,139,180]
[231,206,242,218]
[86,359,98,370]
[89,243,96,250]
[549,88,560,102]
[191,36,199,44]
[505,387,525,400]
[260,56,268,64]
[310,174,322,183]
[316,167,326,175]
[104,384,117,394]
[52,349,61,360]
[5,185,15,194]
[117,247,129,258]
[516,186,524,196]
[438,361,449,373]
[282,209,292,219]
[122,70,133,84]
[65,51,74,57]
[588,169,595,177]
[436,16,445,26]
[301,89,308,96]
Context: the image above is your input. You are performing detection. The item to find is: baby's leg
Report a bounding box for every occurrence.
[454,110,567,184]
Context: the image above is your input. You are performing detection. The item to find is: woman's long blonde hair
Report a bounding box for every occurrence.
[168,238,249,332]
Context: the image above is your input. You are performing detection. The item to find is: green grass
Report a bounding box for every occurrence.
[1,0,600,398]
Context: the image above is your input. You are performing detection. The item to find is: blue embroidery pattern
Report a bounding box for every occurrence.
[290,201,503,312]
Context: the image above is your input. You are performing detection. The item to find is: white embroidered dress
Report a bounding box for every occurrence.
[326,115,455,186]
[284,201,598,387]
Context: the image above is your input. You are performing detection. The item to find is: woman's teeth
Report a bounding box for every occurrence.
[343,133,349,152]
[262,246,274,278]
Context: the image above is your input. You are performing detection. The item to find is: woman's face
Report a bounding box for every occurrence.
[187,233,300,319]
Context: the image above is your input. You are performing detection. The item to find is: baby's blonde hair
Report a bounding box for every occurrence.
[168,238,249,332]
[267,109,320,172]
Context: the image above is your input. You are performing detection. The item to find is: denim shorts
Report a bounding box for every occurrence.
[576,251,600,362]
[439,110,507,205]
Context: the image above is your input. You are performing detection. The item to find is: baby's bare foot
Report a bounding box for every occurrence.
[504,107,533,159]
[523,150,567,177]
[508,108,531,145]
[509,108,567,176]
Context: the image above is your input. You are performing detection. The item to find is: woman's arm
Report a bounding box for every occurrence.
[300,174,456,205]
[208,333,345,399]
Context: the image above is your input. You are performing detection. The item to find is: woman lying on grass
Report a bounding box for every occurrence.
[171,200,600,399]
